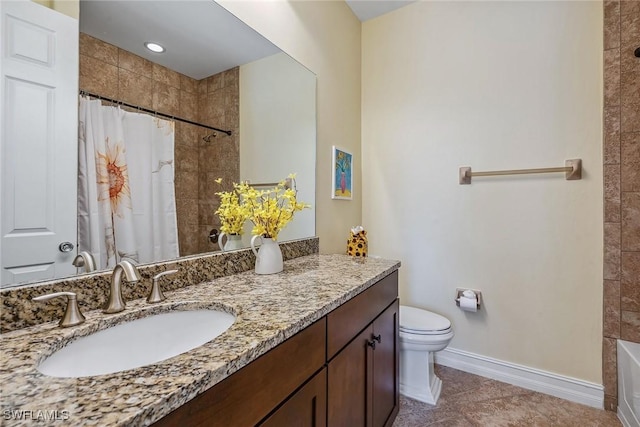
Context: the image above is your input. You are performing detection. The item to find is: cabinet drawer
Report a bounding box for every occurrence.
[326,271,398,360]
[154,318,326,427]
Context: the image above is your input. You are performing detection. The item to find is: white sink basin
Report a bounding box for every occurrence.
[37,310,235,378]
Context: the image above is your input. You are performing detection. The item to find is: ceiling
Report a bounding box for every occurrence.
[345,0,416,22]
[79,0,416,80]
[79,1,280,80]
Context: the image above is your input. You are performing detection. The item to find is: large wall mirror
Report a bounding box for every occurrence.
[0,0,316,288]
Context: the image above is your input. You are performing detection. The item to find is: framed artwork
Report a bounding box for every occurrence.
[332,146,353,200]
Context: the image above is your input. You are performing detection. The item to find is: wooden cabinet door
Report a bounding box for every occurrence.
[261,367,327,427]
[372,300,399,427]
[154,320,326,427]
[327,325,374,426]
[327,300,399,427]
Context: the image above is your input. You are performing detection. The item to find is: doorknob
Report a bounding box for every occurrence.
[372,334,381,344]
[58,242,74,252]
[367,339,376,350]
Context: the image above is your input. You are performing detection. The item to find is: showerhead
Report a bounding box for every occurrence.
[203,132,217,143]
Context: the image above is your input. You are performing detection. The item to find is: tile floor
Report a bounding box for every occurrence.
[393,365,622,426]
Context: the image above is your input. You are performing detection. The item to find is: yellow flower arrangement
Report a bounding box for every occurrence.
[235,174,310,240]
[214,178,250,235]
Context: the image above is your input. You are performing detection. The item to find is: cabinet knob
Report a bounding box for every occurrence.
[372,334,381,344]
[367,339,376,350]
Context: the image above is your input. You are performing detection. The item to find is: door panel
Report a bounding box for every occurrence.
[260,368,327,427]
[373,300,399,427]
[327,325,373,426]
[1,0,79,286]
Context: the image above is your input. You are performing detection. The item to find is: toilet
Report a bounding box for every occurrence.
[399,305,454,405]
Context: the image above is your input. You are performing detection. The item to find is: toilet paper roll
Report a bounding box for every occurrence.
[459,296,477,312]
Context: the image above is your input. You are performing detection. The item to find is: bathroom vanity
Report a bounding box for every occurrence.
[0,254,400,426]
[155,269,399,427]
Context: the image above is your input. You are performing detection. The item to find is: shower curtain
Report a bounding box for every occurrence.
[78,97,179,269]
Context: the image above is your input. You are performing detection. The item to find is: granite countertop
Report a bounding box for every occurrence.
[0,254,400,426]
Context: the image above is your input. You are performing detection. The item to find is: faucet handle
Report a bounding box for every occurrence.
[32,292,86,327]
[148,269,178,304]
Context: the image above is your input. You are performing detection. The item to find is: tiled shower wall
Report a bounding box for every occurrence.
[602,0,640,411]
[196,68,240,253]
[79,34,239,257]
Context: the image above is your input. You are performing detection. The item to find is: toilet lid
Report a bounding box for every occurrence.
[400,305,451,333]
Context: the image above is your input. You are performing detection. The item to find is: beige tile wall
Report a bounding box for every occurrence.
[79,33,239,257]
[197,68,240,253]
[602,0,640,411]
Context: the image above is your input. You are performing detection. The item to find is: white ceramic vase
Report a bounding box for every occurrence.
[250,235,283,274]
[219,233,244,252]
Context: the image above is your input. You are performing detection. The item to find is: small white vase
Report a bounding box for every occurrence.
[250,235,283,274]
[219,233,244,252]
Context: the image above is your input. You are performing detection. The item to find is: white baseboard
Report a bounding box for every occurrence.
[434,347,604,409]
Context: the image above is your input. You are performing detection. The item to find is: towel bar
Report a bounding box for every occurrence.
[459,159,581,184]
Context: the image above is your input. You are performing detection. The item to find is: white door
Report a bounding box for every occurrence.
[0,1,78,287]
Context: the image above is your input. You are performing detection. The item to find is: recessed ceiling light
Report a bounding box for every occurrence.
[144,42,165,53]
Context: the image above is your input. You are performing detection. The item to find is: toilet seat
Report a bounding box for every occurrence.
[400,305,451,335]
[400,326,453,336]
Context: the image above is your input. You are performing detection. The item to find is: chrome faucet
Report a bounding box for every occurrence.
[104,260,141,314]
[72,251,97,273]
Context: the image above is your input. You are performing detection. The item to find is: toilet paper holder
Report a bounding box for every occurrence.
[455,288,482,310]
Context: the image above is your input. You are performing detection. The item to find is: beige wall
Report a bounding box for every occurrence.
[602,0,640,411]
[239,53,316,245]
[362,1,603,384]
[217,0,362,254]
